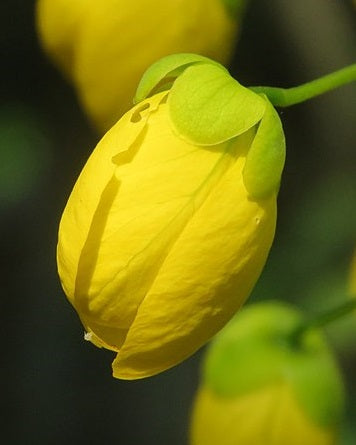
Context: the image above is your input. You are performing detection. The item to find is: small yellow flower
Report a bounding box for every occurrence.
[36,0,242,131]
[190,302,345,445]
[57,55,285,379]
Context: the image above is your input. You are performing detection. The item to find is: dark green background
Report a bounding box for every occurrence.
[1,1,355,443]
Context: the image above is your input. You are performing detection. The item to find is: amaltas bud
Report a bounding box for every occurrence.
[57,54,285,379]
[191,302,345,445]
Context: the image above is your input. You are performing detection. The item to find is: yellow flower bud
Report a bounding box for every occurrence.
[36,0,241,131]
[57,56,284,379]
[190,302,345,445]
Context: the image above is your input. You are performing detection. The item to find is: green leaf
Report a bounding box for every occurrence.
[242,98,286,198]
[168,63,266,145]
[134,53,225,104]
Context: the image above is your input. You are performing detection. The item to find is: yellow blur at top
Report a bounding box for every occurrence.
[191,385,336,445]
[36,0,238,132]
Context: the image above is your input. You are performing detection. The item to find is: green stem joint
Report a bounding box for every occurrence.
[251,64,356,107]
[292,299,356,344]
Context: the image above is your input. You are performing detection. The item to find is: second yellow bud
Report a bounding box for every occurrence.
[36,0,239,131]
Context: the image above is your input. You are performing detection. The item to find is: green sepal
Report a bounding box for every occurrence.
[134,53,226,104]
[168,63,266,146]
[242,98,286,199]
[202,302,345,429]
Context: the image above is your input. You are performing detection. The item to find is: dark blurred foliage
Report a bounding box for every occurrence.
[1,1,355,444]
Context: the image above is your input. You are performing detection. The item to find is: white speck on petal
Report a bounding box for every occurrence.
[84,331,92,341]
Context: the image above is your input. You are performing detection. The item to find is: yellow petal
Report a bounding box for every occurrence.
[113,136,276,378]
[57,94,155,306]
[59,92,263,353]
[36,0,88,77]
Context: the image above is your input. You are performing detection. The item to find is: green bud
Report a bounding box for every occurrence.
[198,302,344,434]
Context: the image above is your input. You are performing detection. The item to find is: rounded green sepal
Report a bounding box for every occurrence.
[168,63,266,145]
[202,301,345,429]
[242,97,286,199]
[134,53,226,104]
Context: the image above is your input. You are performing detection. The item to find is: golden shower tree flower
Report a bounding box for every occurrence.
[36,0,247,132]
[57,54,286,379]
[190,302,345,445]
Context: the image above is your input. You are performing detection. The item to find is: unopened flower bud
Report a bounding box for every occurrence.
[191,302,345,445]
[57,54,285,379]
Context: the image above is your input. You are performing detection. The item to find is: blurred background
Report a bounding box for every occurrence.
[1,0,355,443]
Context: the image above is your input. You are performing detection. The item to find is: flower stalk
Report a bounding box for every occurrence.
[291,299,356,344]
[250,63,356,107]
